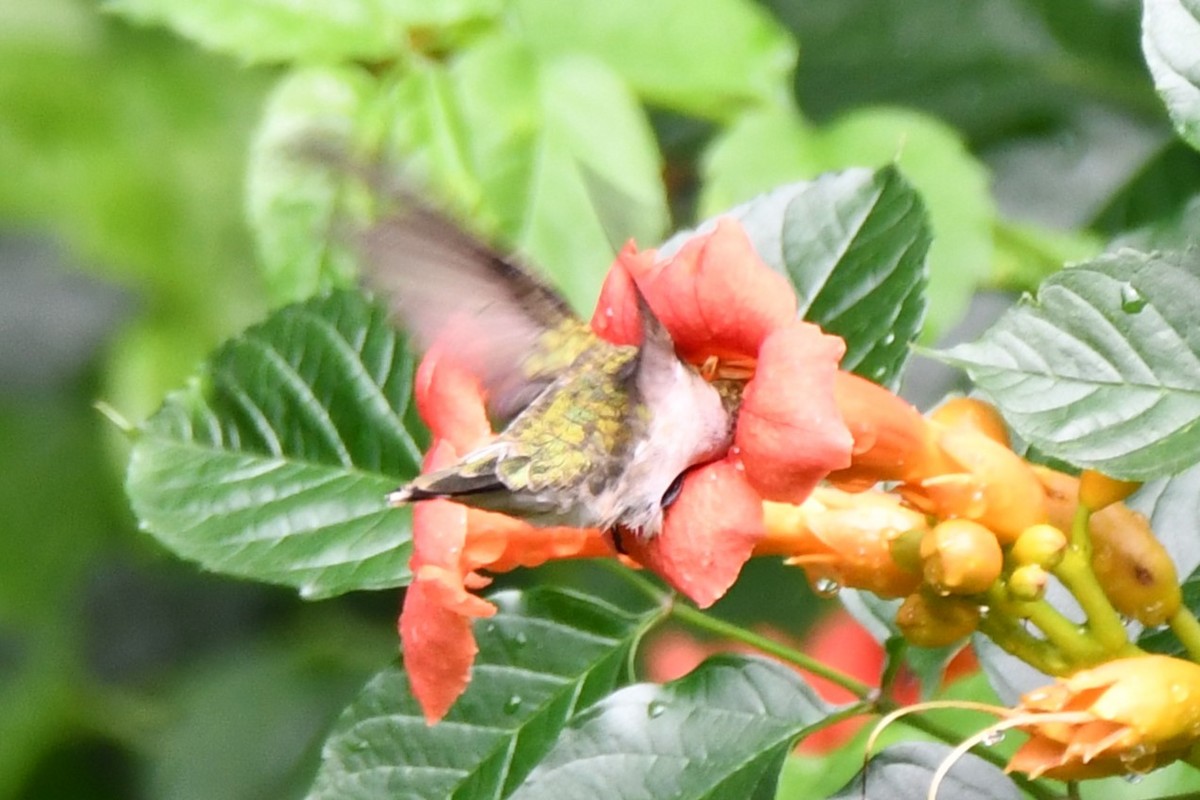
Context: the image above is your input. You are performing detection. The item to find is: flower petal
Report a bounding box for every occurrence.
[591,220,797,361]
[625,457,764,608]
[591,243,654,347]
[735,321,853,502]
[400,572,495,724]
[641,219,797,361]
[415,347,491,450]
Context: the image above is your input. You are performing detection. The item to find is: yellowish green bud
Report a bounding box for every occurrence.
[1008,564,1049,602]
[1011,523,1067,569]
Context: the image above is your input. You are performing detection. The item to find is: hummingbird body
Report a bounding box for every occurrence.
[365,203,732,539]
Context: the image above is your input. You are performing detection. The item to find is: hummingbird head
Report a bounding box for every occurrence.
[601,293,734,539]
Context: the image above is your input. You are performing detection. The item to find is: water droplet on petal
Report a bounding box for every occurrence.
[647,700,667,719]
[605,307,614,318]
[1119,282,1147,313]
[1120,744,1155,776]
[1171,682,1191,703]
[503,695,523,714]
[964,488,988,518]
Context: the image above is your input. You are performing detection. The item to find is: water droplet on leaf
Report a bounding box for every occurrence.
[503,695,523,714]
[514,631,528,647]
[1119,283,1147,313]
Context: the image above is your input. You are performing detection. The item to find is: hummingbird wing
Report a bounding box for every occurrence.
[360,204,593,420]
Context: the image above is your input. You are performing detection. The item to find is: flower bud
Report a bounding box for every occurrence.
[765,489,925,598]
[911,428,1047,543]
[1011,524,1067,569]
[1007,564,1048,602]
[1030,467,1180,626]
[1090,502,1181,626]
[1079,469,1141,511]
[920,519,1002,595]
[1031,465,1079,533]
[895,591,980,648]
[929,396,1010,447]
[1008,655,1200,780]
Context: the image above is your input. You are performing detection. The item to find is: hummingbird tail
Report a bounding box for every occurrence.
[388,470,507,507]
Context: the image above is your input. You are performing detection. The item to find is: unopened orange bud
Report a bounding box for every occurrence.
[929,396,1010,447]
[1008,564,1049,602]
[895,591,981,647]
[910,428,1047,543]
[1031,466,1080,533]
[920,519,1002,595]
[767,489,925,598]
[1090,503,1181,626]
[1079,469,1141,511]
[827,373,952,488]
[1011,524,1067,569]
[1009,655,1200,780]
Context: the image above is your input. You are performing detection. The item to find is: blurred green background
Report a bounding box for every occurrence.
[1,0,1192,797]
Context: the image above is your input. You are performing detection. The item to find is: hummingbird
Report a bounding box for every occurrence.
[362,202,734,541]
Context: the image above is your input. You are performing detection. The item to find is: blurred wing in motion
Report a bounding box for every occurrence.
[360,203,594,420]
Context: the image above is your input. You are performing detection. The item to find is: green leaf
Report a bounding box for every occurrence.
[126,291,424,599]
[700,106,989,341]
[511,0,795,120]
[508,655,834,800]
[827,743,1019,800]
[307,587,653,799]
[1144,0,1200,153]
[148,640,385,800]
[770,0,1148,147]
[936,249,1200,480]
[106,0,498,63]
[991,220,1102,294]
[247,67,375,305]
[669,167,930,389]
[381,34,668,311]
[1091,140,1200,235]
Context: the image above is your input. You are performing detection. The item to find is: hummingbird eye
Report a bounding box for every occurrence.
[661,472,687,510]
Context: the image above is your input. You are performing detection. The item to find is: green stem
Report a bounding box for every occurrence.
[1022,596,1108,662]
[599,560,669,605]
[669,602,875,699]
[1055,545,1129,653]
[1170,607,1200,663]
[978,611,1070,676]
[1070,504,1091,555]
